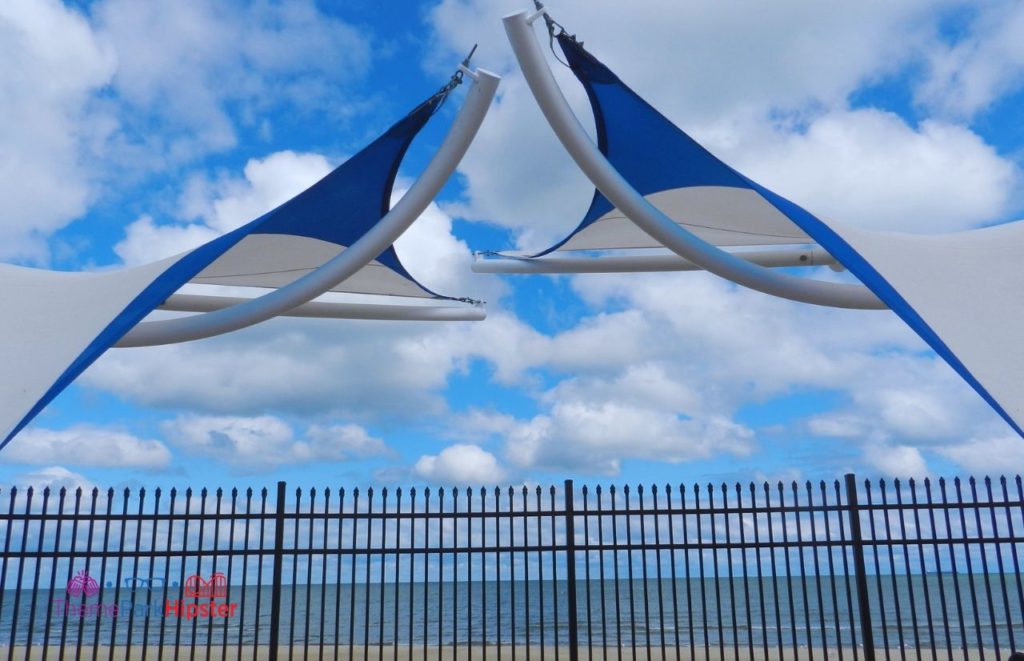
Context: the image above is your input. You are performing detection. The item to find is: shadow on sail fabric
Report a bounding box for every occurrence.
[0,90,447,450]
[543,33,1024,439]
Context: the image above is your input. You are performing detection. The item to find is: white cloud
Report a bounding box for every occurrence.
[504,401,755,476]
[862,443,929,478]
[430,0,948,119]
[12,466,95,493]
[937,435,1024,476]
[414,444,507,484]
[163,414,394,471]
[1,425,171,469]
[115,150,332,264]
[0,0,116,261]
[93,0,372,161]
[728,110,1017,232]
[917,2,1024,118]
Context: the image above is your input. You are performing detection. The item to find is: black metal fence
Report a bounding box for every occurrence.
[1,474,1023,660]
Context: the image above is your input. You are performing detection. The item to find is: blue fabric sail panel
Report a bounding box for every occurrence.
[0,93,445,450]
[528,34,810,256]
[555,34,1024,439]
[190,102,444,299]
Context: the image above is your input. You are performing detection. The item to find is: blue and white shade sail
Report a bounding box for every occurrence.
[0,89,458,450]
[524,34,1024,439]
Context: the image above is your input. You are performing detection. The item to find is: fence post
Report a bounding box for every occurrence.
[564,479,580,661]
[268,480,287,661]
[845,473,875,661]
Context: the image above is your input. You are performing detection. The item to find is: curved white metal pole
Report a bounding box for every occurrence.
[504,11,885,310]
[117,69,500,348]
[472,245,838,274]
[160,293,486,321]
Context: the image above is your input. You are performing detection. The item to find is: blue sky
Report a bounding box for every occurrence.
[2,0,1024,494]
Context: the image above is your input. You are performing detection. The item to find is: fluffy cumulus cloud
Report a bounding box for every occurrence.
[12,466,95,493]
[163,414,394,471]
[92,0,372,161]
[1,0,376,266]
[414,444,507,484]
[917,2,1024,118]
[1,426,171,469]
[0,0,116,262]
[937,435,1024,476]
[727,110,1017,232]
[115,150,332,264]
[862,443,929,478]
[477,270,1009,476]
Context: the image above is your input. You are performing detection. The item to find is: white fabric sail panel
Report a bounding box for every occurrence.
[191,234,433,298]
[834,220,1024,429]
[557,187,811,251]
[0,259,177,444]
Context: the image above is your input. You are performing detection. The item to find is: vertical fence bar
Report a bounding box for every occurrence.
[909,480,937,661]
[806,482,827,657]
[737,484,753,661]
[864,480,890,661]
[550,485,559,661]
[581,484,592,661]
[292,487,304,661]
[306,488,317,661]
[534,486,544,661]
[394,488,403,661]
[453,488,460,661]
[708,484,723,657]
[624,485,637,661]
[379,488,388,661]
[678,484,692,661]
[969,477,999,658]
[564,480,580,661]
[666,485,681,661]
[894,480,922,661]
[723,484,738,661]
[836,480,859,661]
[985,477,1014,654]
[923,479,954,661]
[495,486,503,661]
[696,485,709,660]
[638,485,651,661]
[26,488,50,657]
[596,486,608,661]
[422,488,429,661]
[652,485,666,661]
[256,488,270,659]
[508,486,516,661]
[955,478,983,654]
[366,487,375,661]
[844,473,876,661]
[269,481,287,661]
[611,485,622,661]
[793,482,812,661]
[820,481,843,661]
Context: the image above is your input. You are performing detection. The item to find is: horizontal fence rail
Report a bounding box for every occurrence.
[1,474,1022,660]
